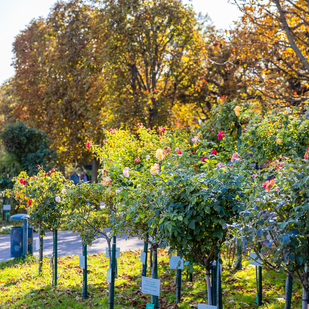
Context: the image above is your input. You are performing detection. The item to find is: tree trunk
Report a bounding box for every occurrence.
[38,232,43,274]
[59,165,65,177]
[302,266,308,309]
[151,247,159,309]
[206,269,212,305]
[285,272,293,309]
[91,159,100,183]
[302,287,308,309]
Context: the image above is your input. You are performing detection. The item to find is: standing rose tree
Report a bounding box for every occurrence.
[5,167,73,281]
[141,142,247,306]
[236,152,309,309]
[64,181,117,306]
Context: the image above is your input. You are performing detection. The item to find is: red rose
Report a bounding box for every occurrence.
[28,199,33,206]
[211,150,217,155]
[177,150,182,155]
[202,157,208,162]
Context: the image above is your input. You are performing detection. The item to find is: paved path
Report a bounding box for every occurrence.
[0,230,144,262]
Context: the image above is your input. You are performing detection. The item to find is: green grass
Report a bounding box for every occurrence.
[0,249,303,308]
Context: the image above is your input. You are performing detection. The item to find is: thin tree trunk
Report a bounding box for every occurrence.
[285,272,293,309]
[91,159,100,183]
[302,266,308,309]
[38,231,43,274]
[206,269,212,305]
[302,287,308,309]
[150,248,153,268]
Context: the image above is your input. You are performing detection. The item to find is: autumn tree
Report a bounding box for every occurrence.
[12,0,105,164]
[232,0,309,110]
[95,0,205,129]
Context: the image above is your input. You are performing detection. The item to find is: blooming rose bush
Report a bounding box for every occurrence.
[5,166,73,274]
[233,153,309,306]
[240,110,309,163]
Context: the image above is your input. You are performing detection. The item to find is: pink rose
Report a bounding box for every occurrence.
[305,148,309,160]
[177,150,182,155]
[123,167,129,178]
[161,127,166,133]
[202,157,208,162]
[137,123,142,128]
[175,147,179,152]
[217,131,225,139]
[252,174,257,179]
[86,142,90,149]
[231,153,240,163]
[211,150,217,155]
[134,157,140,163]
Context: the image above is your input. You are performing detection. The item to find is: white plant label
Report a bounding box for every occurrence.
[35,239,40,251]
[249,252,263,267]
[141,251,147,264]
[3,204,11,211]
[79,255,85,269]
[169,256,184,270]
[198,305,218,309]
[141,276,160,297]
[106,268,111,283]
[106,247,120,258]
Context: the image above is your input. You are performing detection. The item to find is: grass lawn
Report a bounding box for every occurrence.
[0,249,303,308]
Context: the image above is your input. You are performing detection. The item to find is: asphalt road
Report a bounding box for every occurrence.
[0,230,144,262]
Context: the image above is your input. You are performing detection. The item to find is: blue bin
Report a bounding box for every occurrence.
[10,214,33,258]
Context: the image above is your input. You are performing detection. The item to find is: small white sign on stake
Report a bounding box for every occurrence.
[35,239,40,251]
[141,251,146,264]
[249,252,263,267]
[169,256,184,270]
[198,305,218,309]
[106,268,111,283]
[3,204,11,211]
[106,247,120,258]
[141,276,160,297]
[79,255,85,269]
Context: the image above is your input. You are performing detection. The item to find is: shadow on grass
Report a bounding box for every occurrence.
[0,254,37,270]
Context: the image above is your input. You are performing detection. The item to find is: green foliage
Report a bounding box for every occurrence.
[236,155,309,290]
[0,122,56,176]
[240,110,309,162]
[64,182,112,246]
[156,158,247,270]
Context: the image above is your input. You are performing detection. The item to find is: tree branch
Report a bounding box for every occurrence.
[272,0,309,72]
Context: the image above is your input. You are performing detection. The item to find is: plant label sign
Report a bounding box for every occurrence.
[79,255,85,269]
[3,204,11,211]
[249,252,263,267]
[106,247,120,258]
[106,268,111,283]
[146,304,155,309]
[169,256,184,270]
[141,276,160,297]
[141,251,146,264]
[35,239,40,251]
[198,305,218,309]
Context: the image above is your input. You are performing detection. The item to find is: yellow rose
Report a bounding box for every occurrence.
[150,164,160,175]
[276,138,282,144]
[155,149,165,161]
[234,106,241,117]
[101,176,112,186]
